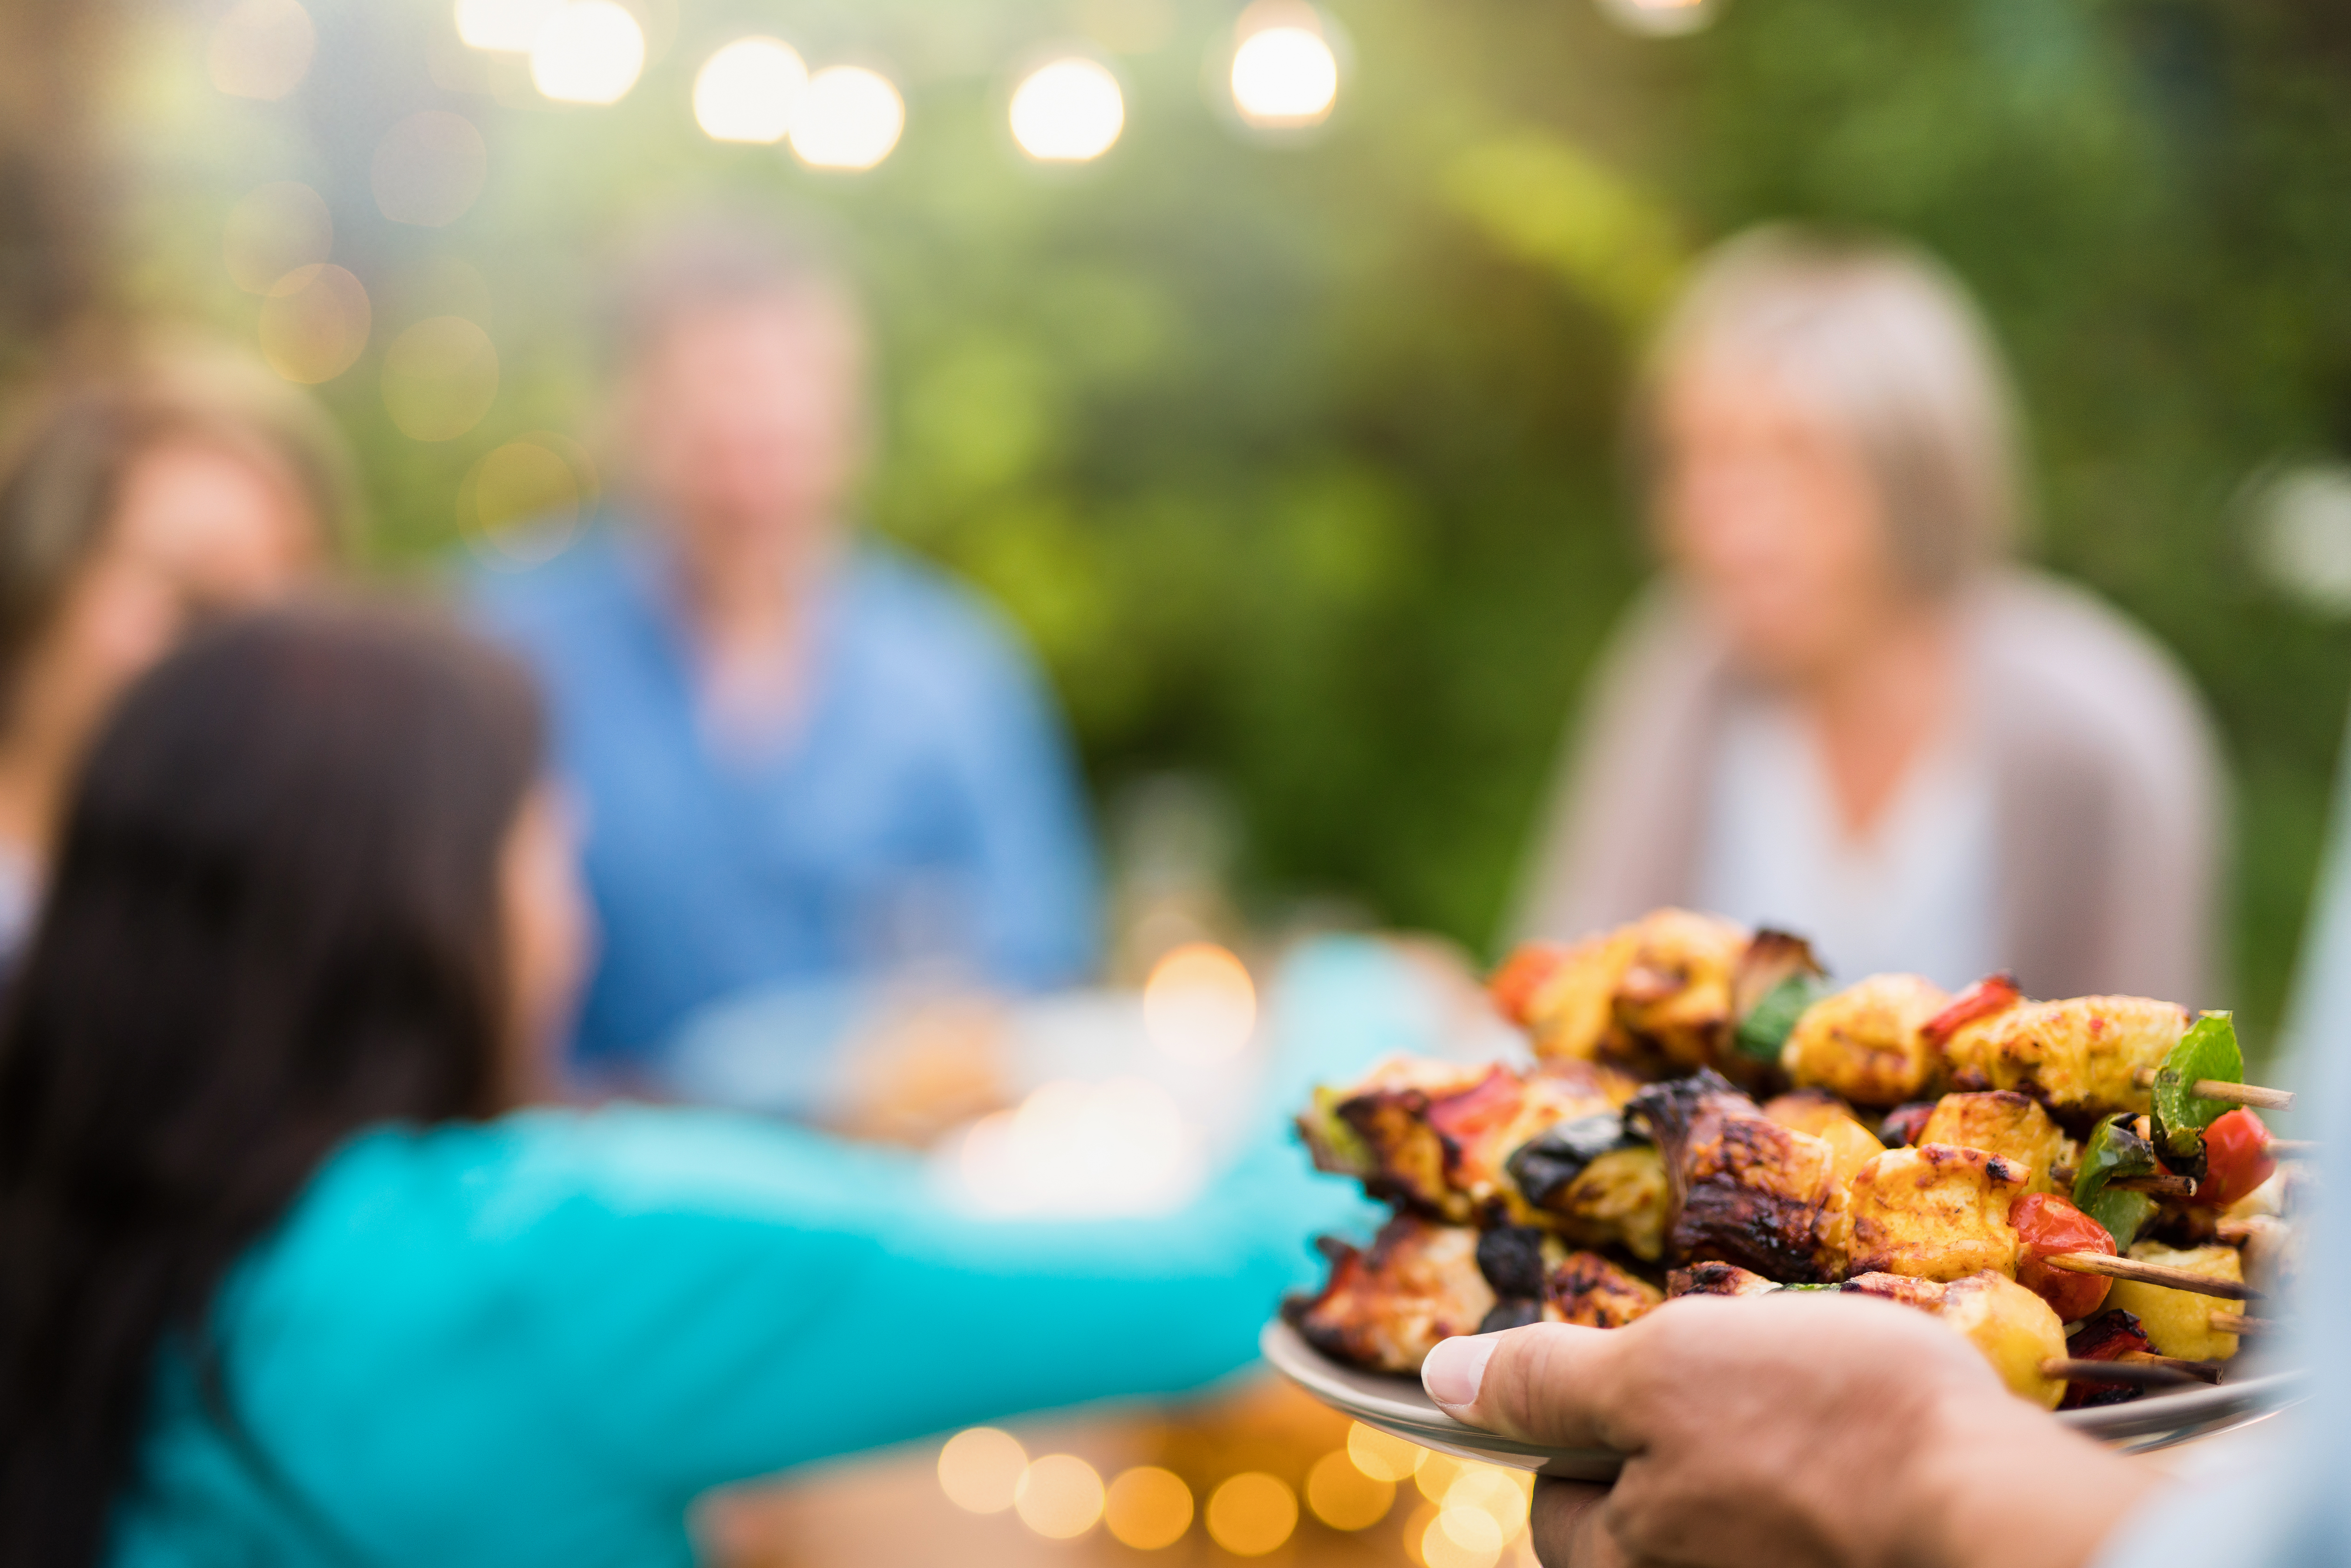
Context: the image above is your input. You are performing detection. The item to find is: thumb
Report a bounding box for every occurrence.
[1420,1323,1624,1451]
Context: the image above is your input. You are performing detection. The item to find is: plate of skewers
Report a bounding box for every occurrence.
[1265,910,2310,1479]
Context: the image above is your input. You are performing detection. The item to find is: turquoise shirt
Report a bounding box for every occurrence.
[106,1106,1369,1567]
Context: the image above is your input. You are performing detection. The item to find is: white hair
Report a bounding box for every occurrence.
[1641,225,2026,594]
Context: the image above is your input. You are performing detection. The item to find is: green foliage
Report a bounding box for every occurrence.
[115,0,2351,1052]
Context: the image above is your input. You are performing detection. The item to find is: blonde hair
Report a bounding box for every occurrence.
[1639,225,2025,594]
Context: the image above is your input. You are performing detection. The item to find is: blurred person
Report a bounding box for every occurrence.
[1513,228,2224,1002]
[0,355,342,963]
[475,215,1099,1104]
[0,604,1358,1568]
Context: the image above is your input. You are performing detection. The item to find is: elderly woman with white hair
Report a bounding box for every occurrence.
[1514,226,2225,1003]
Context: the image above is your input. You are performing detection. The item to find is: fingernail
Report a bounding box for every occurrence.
[1422,1335,1497,1409]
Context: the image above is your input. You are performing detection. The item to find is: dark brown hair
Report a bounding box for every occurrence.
[0,600,541,1567]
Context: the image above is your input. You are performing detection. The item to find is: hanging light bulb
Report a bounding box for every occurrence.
[1219,2,1345,136]
[1009,58,1126,163]
[789,66,906,170]
[1593,0,1723,38]
[529,0,645,104]
[694,37,809,143]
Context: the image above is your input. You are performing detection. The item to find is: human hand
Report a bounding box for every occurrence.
[1420,1294,2151,1568]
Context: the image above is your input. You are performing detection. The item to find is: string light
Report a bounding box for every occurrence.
[1205,1473,1297,1557]
[1230,24,1337,126]
[208,0,316,100]
[1009,58,1126,163]
[789,66,905,170]
[454,0,558,51]
[1593,0,1722,37]
[1014,1454,1105,1539]
[1104,1467,1194,1549]
[529,0,645,104]
[694,37,808,143]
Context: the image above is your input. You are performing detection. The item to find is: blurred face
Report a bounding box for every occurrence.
[625,291,866,572]
[497,783,594,1102]
[19,439,319,756]
[1653,357,1912,682]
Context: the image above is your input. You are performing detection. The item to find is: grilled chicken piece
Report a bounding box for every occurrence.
[1496,909,1750,1077]
[1493,933,1632,1063]
[2107,1242,2242,1362]
[1942,995,2191,1123]
[1838,1144,2028,1282]
[1666,1261,1781,1298]
[1780,974,1951,1107]
[1547,1250,1664,1327]
[1843,1269,2066,1408]
[1434,1061,1643,1223]
[1631,1069,1844,1283]
[1613,909,1749,1074]
[1298,1056,1491,1215]
[1762,1090,1888,1187]
[1916,1092,2073,1195]
[1301,1057,1637,1223]
[1286,1217,1496,1373]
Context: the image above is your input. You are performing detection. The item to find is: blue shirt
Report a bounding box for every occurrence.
[474,529,1101,1073]
[106,1106,1367,1568]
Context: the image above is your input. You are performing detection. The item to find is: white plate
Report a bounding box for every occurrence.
[1262,1319,2307,1480]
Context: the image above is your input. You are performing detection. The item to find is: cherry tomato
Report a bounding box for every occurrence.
[2199,1108,2276,1209]
[2009,1191,2115,1323]
[1488,944,1569,1026]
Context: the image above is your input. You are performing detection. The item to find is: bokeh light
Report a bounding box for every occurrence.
[2254,464,2351,616]
[1347,1421,1429,1483]
[694,38,809,143]
[208,0,316,100]
[381,317,499,441]
[937,1427,1028,1515]
[463,435,593,567]
[1445,1466,1532,1542]
[789,66,905,170]
[1009,59,1126,163]
[1142,942,1256,1064]
[1204,1472,1297,1557]
[1104,1465,1193,1549]
[1415,1452,1466,1505]
[372,111,489,227]
[957,1076,1200,1216]
[257,264,369,384]
[454,0,559,51]
[1306,1448,1395,1529]
[530,0,645,104]
[1230,24,1339,126]
[224,182,331,295]
[1422,1507,1505,1568]
[1013,1453,1105,1539]
[1593,0,1722,37]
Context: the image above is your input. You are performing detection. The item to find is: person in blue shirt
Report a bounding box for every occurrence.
[0,604,1361,1568]
[473,215,1100,1093]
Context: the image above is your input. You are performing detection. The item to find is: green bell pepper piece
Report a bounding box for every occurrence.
[1736,972,1828,1061]
[2071,1113,2160,1249]
[2150,1012,2243,1166]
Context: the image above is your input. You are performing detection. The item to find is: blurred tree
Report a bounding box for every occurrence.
[0,0,113,371]
[93,0,2351,1051]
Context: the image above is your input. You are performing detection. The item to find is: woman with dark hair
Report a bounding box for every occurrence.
[0,603,1352,1568]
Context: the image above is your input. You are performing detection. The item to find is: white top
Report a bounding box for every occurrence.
[1693,695,1998,991]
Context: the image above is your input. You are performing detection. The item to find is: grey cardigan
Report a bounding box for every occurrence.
[1510,570,2228,1007]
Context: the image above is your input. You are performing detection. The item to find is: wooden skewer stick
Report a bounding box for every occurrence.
[2107,1173,2198,1198]
[2268,1139,2319,1154]
[2046,1251,2258,1301]
[2040,1357,2202,1388]
[2129,1068,2295,1110]
[2120,1351,2225,1385]
[2210,1310,2272,1334]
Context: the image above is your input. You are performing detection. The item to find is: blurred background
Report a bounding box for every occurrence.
[10,0,2351,1561]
